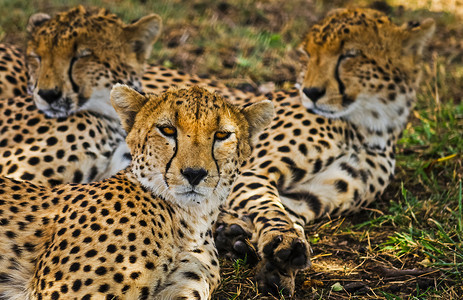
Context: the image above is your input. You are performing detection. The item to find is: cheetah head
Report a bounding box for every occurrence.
[111,85,274,208]
[298,8,434,131]
[26,5,161,119]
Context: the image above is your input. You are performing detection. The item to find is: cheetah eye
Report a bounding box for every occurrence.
[27,53,41,62]
[343,49,361,58]
[214,132,232,141]
[158,126,177,137]
[76,49,92,59]
[297,46,310,60]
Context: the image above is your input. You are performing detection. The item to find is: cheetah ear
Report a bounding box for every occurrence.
[111,84,148,133]
[326,8,346,17]
[242,100,274,144]
[27,13,51,33]
[297,41,310,60]
[124,14,162,63]
[401,18,435,56]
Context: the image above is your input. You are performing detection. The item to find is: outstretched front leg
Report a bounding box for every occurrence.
[215,169,312,296]
[215,139,395,296]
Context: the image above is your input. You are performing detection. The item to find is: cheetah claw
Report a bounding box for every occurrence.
[214,214,260,265]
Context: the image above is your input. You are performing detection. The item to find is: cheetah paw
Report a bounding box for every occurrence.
[256,230,312,296]
[214,211,260,265]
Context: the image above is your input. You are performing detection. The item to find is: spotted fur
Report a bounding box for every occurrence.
[0,85,273,299]
[25,6,161,119]
[0,44,28,98]
[0,95,126,186]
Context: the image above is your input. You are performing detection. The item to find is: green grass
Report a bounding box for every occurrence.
[345,52,463,298]
[0,0,462,299]
[379,182,463,271]
[386,56,463,280]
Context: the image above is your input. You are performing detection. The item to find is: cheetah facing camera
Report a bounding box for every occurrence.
[214,8,434,296]
[0,85,274,299]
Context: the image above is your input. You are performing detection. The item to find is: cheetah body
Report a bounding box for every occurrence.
[0,44,28,99]
[215,8,435,295]
[0,95,126,185]
[0,173,218,300]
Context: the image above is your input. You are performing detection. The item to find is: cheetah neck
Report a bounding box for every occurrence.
[179,204,222,238]
[342,93,414,151]
[78,89,119,120]
[78,80,143,120]
[119,171,219,248]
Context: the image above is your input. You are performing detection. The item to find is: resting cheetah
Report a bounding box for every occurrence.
[0,85,274,299]
[0,6,164,186]
[214,8,435,295]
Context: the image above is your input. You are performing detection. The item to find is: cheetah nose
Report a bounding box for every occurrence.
[38,88,62,104]
[302,87,325,103]
[181,168,208,186]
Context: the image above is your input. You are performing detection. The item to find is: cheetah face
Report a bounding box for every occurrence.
[298,9,435,123]
[299,48,409,120]
[26,6,161,119]
[111,85,273,207]
[298,48,367,118]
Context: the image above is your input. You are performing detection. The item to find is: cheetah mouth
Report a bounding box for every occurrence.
[299,91,334,114]
[34,94,75,118]
[302,101,336,116]
[308,105,354,119]
[313,106,347,117]
[173,185,213,204]
[300,92,359,119]
[39,107,73,118]
[175,189,209,205]
[176,189,204,196]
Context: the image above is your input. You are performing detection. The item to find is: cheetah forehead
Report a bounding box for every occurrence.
[30,6,125,46]
[303,8,402,54]
[143,87,244,130]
